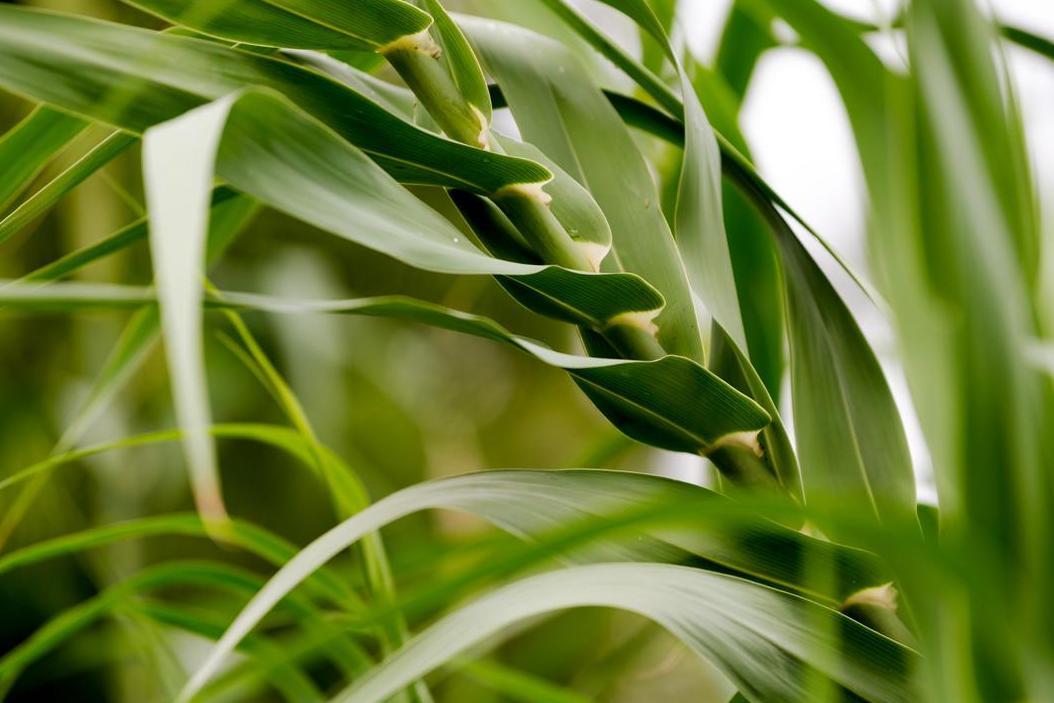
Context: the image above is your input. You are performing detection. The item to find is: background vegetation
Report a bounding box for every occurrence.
[0,0,1051,701]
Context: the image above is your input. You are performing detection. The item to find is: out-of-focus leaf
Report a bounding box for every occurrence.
[143,96,233,527]
[0,6,545,194]
[0,131,136,246]
[0,514,356,606]
[20,187,248,283]
[0,281,769,455]
[178,470,915,703]
[0,561,341,702]
[120,0,431,50]
[0,190,256,550]
[0,106,88,212]
[335,563,915,703]
[905,3,1049,694]
[1002,25,1054,60]
[715,4,776,102]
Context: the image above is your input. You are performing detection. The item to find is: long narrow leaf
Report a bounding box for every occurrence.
[0,280,769,454]
[0,106,88,212]
[177,470,915,703]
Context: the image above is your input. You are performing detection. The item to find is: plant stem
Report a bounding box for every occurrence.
[601,317,666,360]
[491,184,594,271]
[382,32,488,148]
[382,29,792,499]
[383,30,667,359]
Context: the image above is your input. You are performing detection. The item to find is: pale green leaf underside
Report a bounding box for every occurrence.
[336,563,913,703]
[175,470,915,703]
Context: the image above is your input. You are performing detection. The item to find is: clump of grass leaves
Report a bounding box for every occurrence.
[0,0,1051,701]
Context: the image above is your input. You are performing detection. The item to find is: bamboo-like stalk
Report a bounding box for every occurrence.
[383,29,785,492]
[382,32,665,365]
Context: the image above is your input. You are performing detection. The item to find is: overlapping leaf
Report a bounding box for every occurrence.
[122,0,431,50]
[174,469,914,703]
[0,106,87,212]
[462,16,705,361]
[0,6,540,194]
[336,563,914,703]
[132,87,667,521]
[531,0,747,353]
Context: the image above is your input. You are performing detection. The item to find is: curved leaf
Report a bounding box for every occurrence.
[335,563,915,703]
[0,106,87,212]
[0,280,768,454]
[176,470,914,703]
[462,16,705,362]
[0,6,543,194]
[755,201,917,528]
[121,0,431,50]
[0,131,136,246]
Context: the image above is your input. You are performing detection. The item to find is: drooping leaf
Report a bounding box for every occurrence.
[777,223,916,526]
[176,470,914,703]
[0,6,544,194]
[0,280,768,455]
[462,16,705,362]
[120,0,432,50]
[143,95,234,527]
[334,563,915,703]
